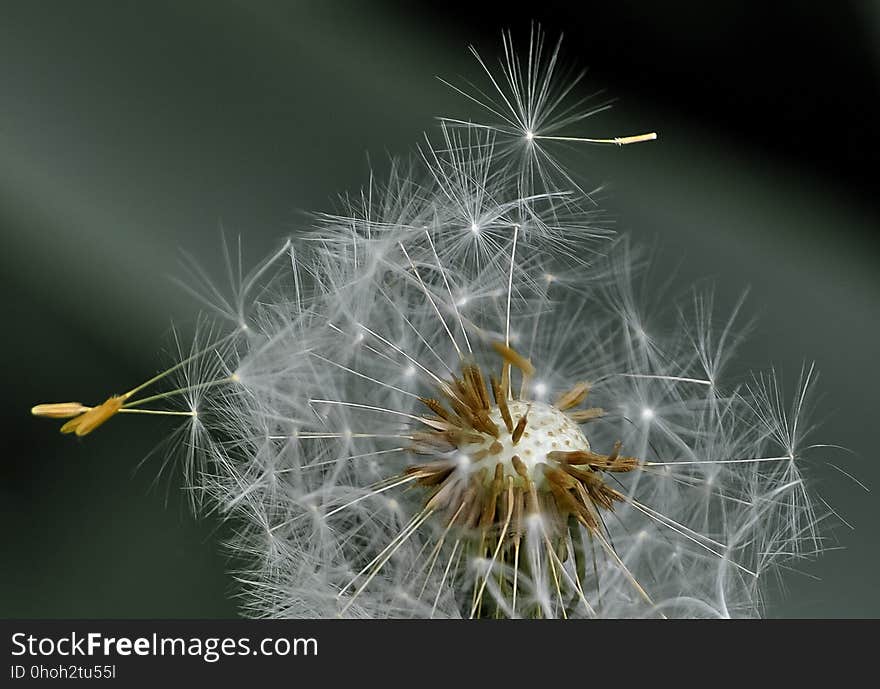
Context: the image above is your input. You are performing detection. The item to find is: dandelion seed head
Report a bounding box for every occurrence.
[33,26,844,620]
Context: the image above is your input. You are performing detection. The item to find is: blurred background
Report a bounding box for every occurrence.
[2,1,878,617]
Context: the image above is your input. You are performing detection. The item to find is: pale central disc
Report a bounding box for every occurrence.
[467,400,591,488]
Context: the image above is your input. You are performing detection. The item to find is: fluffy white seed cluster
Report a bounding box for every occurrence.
[167,29,828,618]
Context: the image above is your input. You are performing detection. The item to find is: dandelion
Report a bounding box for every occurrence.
[33,27,835,618]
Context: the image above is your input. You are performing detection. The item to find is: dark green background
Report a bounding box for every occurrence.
[2,1,878,617]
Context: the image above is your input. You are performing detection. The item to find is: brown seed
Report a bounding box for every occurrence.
[493,462,504,483]
[568,407,604,422]
[418,416,455,431]
[443,390,477,429]
[555,382,591,411]
[547,449,595,465]
[501,360,511,400]
[511,409,530,445]
[411,431,453,447]
[491,342,535,376]
[406,459,456,484]
[417,468,455,486]
[541,463,579,490]
[454,370,483,414]
[547,482,584,521]
[60,396,125,436]
[426,477,460,512]
[471,409,500,438]
[419,397,453,422]
[511,455,529,480]
[489,375,514,433]
[446,430,485,446]
[464,364,490,411]
[409,431,454,455]
[31,402,89,419]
